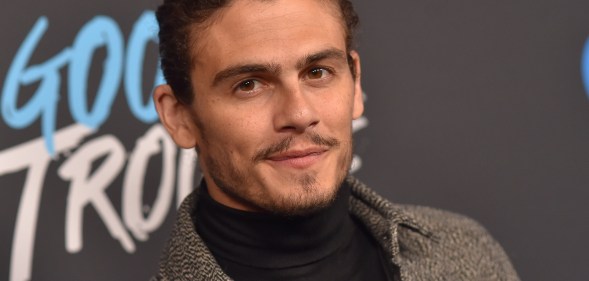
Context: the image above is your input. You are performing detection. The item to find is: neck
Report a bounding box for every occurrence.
[193,180,354,268]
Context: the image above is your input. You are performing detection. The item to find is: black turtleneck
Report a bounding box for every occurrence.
[193,180,392,281]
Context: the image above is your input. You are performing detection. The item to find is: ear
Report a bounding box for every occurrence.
[349,50,364,119]
[153,84,199,148]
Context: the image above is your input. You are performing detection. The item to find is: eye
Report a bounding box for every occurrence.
[233,79,268,98]
[307,68,330,80]
[238,79,260,92]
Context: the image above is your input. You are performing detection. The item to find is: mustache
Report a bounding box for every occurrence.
[252,132,340,163]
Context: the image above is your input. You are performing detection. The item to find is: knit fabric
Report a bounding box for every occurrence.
[155,176,520,281]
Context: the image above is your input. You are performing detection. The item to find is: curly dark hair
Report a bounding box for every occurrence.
[156,0,360,104]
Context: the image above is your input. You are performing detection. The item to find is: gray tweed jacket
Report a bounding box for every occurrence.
[155,176,520,281]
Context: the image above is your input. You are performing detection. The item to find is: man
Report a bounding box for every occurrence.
[152,0,520,280]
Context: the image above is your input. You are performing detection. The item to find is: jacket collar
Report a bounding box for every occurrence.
[158,176,435,281]
[346,176,434,272]
[159,186,232,281]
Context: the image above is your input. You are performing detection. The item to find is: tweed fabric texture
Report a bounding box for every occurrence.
[155,176,520,281]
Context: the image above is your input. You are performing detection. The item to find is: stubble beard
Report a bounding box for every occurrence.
[202,132,353,216]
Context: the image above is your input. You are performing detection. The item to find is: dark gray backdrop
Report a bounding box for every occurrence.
[1,0,588,280]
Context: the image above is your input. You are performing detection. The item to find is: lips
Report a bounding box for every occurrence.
[266,147,328,169]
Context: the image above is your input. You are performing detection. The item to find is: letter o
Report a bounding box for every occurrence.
[68,16,123,129]
[125,11,161,123]
[122,124,176,241]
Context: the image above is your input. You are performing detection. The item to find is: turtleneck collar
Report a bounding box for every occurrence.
[193,180,354,269]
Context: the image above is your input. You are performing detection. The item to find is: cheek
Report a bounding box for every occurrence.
[319,93,356,131]
[198,106,267,157]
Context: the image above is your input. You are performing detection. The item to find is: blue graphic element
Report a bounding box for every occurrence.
[1,13,165,154]
[582,37,589,99]
[1,17,71,155]
[125,11,160,123]
[68,16,123,129]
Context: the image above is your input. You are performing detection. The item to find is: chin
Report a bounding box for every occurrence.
[256,170,345,216]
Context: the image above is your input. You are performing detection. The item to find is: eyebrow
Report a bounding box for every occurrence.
[211,47,348,87]
[212,63,281,86]
[295,48,348,70]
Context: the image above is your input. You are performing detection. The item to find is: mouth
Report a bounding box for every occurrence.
[265,147,328,169]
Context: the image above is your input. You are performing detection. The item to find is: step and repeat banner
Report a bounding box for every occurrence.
[1,0,588,280]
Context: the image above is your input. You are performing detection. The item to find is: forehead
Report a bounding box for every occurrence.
[190,0,346,75]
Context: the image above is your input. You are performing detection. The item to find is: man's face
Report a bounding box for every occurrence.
[185,0,363,215]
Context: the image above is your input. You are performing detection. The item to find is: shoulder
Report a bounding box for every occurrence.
[394,203,503,254]
[156,190,231,281]
[395,203,492,240]
[397,204,520,280]
[347,176,520,281]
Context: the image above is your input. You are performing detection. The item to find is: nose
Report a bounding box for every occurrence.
[273,83,320,133]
